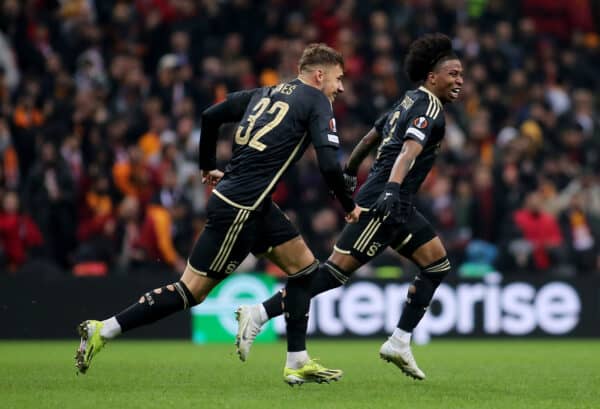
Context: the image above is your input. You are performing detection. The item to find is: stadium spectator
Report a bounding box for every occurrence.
[22,141,76,269]
[512,191,570,274]
[112,195,143,274]
[132,168,191,273]
[0,0,598,276]
[0,190,43,272]
[73,172,116,273]
[558,192,600,275]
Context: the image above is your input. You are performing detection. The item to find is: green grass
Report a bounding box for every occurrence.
[1,340,599,409]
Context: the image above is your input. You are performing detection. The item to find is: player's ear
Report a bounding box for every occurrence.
[315,68,325,84]
[427,71,436,86]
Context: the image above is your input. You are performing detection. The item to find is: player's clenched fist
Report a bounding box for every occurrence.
[202,169,224,186]
[371,182,412,223]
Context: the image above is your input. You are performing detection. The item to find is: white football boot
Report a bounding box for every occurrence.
[379,337,426,380]
[234,305,264,361]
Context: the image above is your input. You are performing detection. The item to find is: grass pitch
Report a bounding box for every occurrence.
[1,339,598,409]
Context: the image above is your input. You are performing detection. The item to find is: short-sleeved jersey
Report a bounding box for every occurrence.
[355,86,446,208]
[213,79,340,210]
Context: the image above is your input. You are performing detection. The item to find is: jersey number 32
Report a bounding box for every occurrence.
[235,97,289,151]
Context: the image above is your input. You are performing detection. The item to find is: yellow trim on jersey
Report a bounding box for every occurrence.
[353,219,376,251]
[424,92,442,119]
[214,209,251,272]
[213,134,308,212]
[212,190,254,210]
[253,133,307,208]
[394,233,413,250]
[209,209,250,272]
[359,220,381,252]
[418,86,442,107]
[418,86,442,120]
[186,261,208,276]
[253,246,274,258]
[354,219,382,252]
[333,245,351,255]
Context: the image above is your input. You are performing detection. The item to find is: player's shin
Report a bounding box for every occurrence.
[262,261,348,318]
[282,265,315,355]
[397,257,451,334]
[113,281,198,334]
[380,257,449,380]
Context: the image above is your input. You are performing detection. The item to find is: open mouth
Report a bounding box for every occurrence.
[449,88,461,98]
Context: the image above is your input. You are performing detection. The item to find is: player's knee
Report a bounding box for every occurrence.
[328,251,361,274]
[283,264,317,321]
[420,256,451,284]
[321,261,349,287]
[287,260,318,279]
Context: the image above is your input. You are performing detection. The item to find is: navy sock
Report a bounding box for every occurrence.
[283,262,349,352]
[283,272,312,352]
[398,258,449,332]
[263,262,347,318]
[115,281,196,332]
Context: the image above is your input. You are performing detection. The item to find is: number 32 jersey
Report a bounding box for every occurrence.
[213,78,340,210]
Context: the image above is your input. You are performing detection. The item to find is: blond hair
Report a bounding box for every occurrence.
[298,43,344,72]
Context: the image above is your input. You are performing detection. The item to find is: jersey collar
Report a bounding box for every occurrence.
[296,76,334,109]
[418,86,442,106]
[296,76,311,86]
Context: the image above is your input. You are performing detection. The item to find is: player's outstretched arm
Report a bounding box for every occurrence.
[388,139,422,185]
[344,127,382,176]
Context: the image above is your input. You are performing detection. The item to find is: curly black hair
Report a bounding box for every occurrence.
[404,33,458,83]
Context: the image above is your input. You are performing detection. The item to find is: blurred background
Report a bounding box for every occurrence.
[1,0,599,340]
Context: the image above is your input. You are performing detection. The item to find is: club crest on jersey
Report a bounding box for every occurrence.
[413,116,429,129]
[329,118,337,133]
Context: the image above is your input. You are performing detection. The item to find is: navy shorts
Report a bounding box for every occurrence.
[334,207,437,264]
[188,195,299,280]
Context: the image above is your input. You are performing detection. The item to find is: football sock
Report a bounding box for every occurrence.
[100,317,122,339]
[115,281,197,333]
[398,257,450,332]
[398,302,428,332]
[262,289,284,319]
[262,261,347,318]
[283,262,318,352]
[286,351,310,369]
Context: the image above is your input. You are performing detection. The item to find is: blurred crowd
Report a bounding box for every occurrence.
[0,0,599,278]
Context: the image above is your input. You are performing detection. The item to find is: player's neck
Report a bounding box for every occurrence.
[297,74,318,89]
[419,85,443,106]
